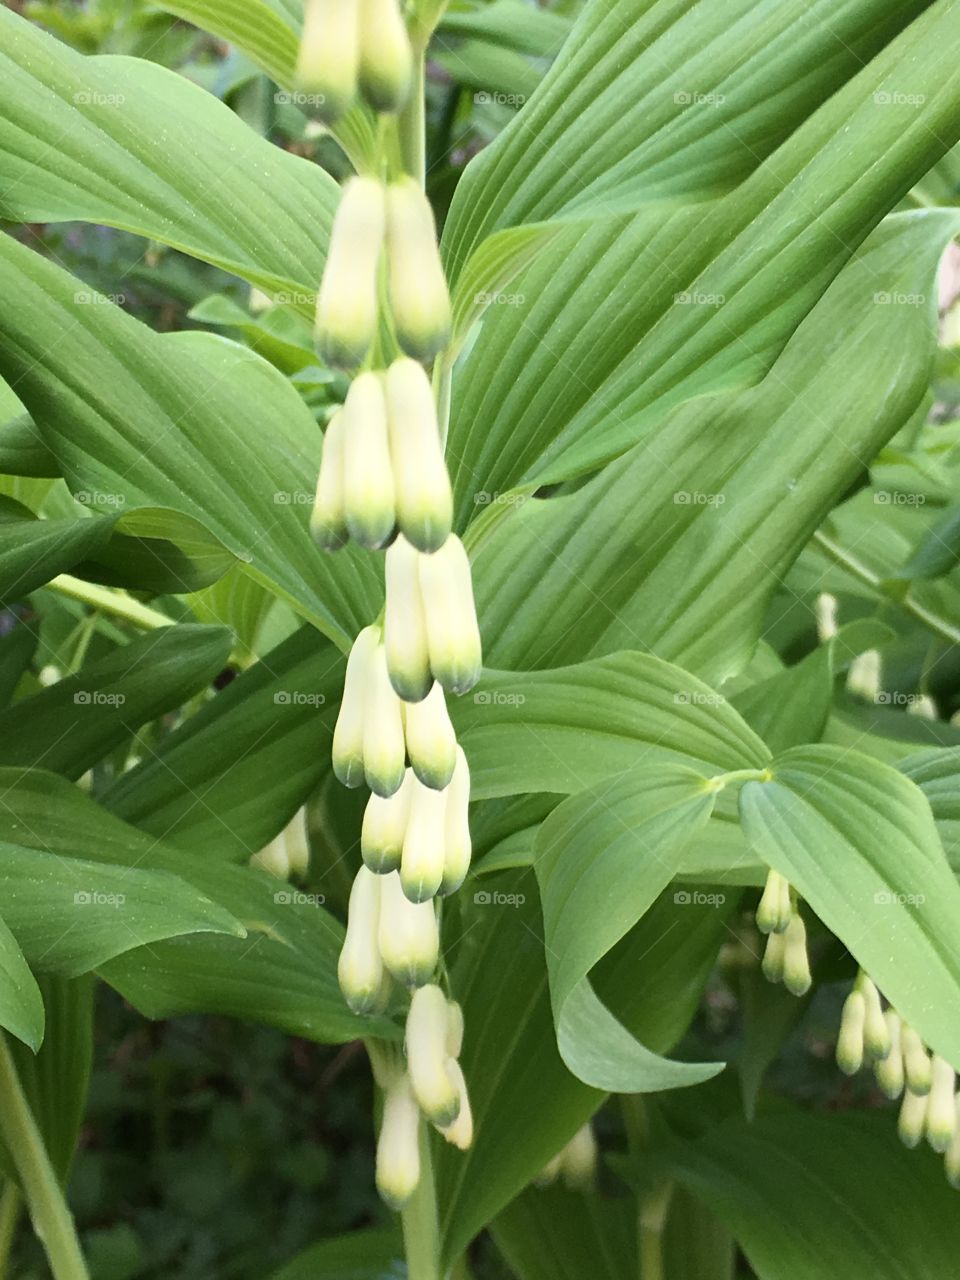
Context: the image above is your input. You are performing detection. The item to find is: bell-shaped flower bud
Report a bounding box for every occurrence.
[363,638,407,797]
[343,371,396,549]
[441,746,471,896]
[384,534,433,702]
[385,358,452,553]
[858,975,891,1061]
[315,177,385,368]
[761,929,785,984]
[401,775,448,902]
[944,1098,960,1189]
[926,1056,957,1153]
[756,869,791,935]
[875,1010,905,1100]
[898,1087,928,1150]
[386,178,451,361]
[358,0,412,113]
[418,535,482,695]
[376,1072,421,1208]
[378,870,439,986]
[310,410,348,550]
[362,770,413,873]
[435,1057,473,1149]
[296,0,359,124]
[338,867,385,1014]
[446,999,464,1059]
[903,1023,933,1095]
[405,984,461,1125]
[782,911,811,997]
[333,624,380,788]
[404,682,457,790]
[561,1123,598,1192]
[836,989,866,1076]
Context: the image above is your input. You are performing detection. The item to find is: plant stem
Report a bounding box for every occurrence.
[0,1182,21,1278]
[47,574,173,632]
[0,1035,89,1280]
[401,1125,441,1280]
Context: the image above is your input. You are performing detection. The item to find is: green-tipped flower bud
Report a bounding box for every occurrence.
[385,534,433,701]
[296,0,359,124]
[898,1087,929,1150]
[386,178,451,361]
[405,984,460,1125]
[875,1010,905,1100]
[441,746,471,896]
[404,682,457,790]
[316,177,385,368]
[944,1098,960,1189]
[363,638,406,798]
[333,624,380,787]
[376,1073,421,1208]
[435,1057,473,1150]
[358,0,412,113]
[311,410,348,550]
[761,929,786,984]
[362,770,413,873]
[343,371,396,548]
[903,1023,933,1095]
[446,999,464,1059]
[401,776,448,902]
[561,1123,598,1192]
[378,870,439,985]
[418,535,482,695]
[836,989,866,1076]
[338,867,385,1014]
[857,975,891,1062]
[385,358,453,553]
[756,869,791,934]
[926,1056,957,1153]
[782,911,811,997]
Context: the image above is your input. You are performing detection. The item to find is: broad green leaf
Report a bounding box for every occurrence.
[536,766,722,1092]
[0,624,232,779]
[492,1184,635,1280]
[740,744,960,1068]
[267,1227,402,1280]
[900,745,960,873]
[0,8,338,303]
[0,914,44,1052]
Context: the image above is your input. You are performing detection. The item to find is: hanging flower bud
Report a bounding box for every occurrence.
[944,1099,960,1189]
[418,535,482,695]
[338,867,385,1014]
[898,1087,928,1149]
[343,372,396,549]
[761,930,785,984]
[296,0,359,124]
[363,638,407,797]
[376,1072,421,1208]
[561,1123,598,1192]
[405,984,461,1125]
[435,1058,473,1149]
[385,358,453,553]
[385,535,432,701]
[401,776,448,902]
[404,682,457,790]
[378,870,439,985]
[357,0,412,113]
[315,177,385,368]
[441,746,471,896]
[858,975,891,1061]
[386,178,451,361]
[902,1023,933,1095]
[874,1010,905,1100]
[836,989,866,1076]
[362,770,413,873]
[782,912,811,997]
[926,1056,957,1153]
[333,624,380,788]
[756,869,791,934]
[310,410,348,550]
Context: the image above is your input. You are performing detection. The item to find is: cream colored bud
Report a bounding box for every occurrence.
[358,0,412,113]
[401,775,448,902]
[761,929,785,984]
[376,1073,421,1208]
[310,410,348,550]
[362,770,413,873]
[857,975,890,1061]
[435,1058,473,1149]
[903,1024,933,1095]
[363,639,406,798]
[441,746,471,896]
[405,984,461,1124]
[944,1098,960,1188]
[926,1056,957,1153]
[875,1010,905,1100]
[386,178,451,361]
[333,624,380,788]
[445,1000,464,1059]
[384,534,433,702]
[296,0,359,124]
[378,870,439,986]
[561,1123,598,1192]
[898,1087,928,1149]
[315,177,385,368]
[782,912,811,997]
[338,866,385,1014]
[343,371,396,548]
[418,535,482,695]
[836,990,866,1076]
[385,358,453,553]
[756,869,791,934]
[404,682,457,790]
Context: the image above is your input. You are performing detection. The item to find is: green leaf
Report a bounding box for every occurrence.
[740,744,960,1068]
[0,915,44,1052]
